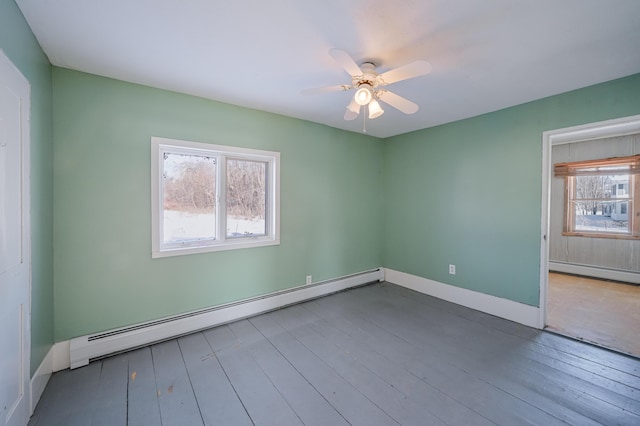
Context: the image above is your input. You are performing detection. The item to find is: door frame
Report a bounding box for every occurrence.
[539,114,640,329]
[0,49,31,425]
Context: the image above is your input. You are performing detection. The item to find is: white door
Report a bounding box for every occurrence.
[0,50,31,426]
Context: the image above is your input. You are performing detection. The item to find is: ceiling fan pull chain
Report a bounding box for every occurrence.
[363,108,367,132]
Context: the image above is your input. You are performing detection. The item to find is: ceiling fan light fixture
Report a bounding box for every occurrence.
[354,84,373,105]
[368,99,384,119]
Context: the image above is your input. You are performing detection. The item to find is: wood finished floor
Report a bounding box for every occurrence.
[547,272,640,357]
[29,282,640,426]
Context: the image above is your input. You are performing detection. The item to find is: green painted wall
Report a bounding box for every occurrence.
[383,73,640,306]
[0,1,54,374]
[52,68,383,341]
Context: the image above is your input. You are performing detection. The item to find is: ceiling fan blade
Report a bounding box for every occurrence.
[301,84,351,95]
[378,90,419,114]
[329,48,363,77]
[377,60,432,85]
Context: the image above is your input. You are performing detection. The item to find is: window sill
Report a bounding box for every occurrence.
[562,231,640,240]
[152,238,280,258]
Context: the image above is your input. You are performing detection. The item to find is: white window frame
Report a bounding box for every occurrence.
[151,137,280,258]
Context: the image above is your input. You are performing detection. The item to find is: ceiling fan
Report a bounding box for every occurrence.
[303,49,432,121]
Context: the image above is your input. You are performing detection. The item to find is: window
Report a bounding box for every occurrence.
[554,154,640,239]
[152,137,280,257]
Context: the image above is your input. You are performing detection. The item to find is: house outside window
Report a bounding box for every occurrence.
[151,137,280,258]
[554,154,640,239]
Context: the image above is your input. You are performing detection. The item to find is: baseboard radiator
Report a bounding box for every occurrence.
[549,261,640,284]
[69,268,383,369]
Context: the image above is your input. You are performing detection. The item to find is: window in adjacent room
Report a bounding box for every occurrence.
[151,137,280,258]
[554,154,640,239]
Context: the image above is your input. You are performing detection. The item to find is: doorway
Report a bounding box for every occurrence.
[540,115,640,357]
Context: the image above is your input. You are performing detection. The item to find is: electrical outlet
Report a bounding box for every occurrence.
[449,264,456,275]
[306,275,312,285]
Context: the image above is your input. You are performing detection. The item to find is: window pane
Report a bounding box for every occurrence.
[573,200,629,233]
[162,153,216,244]
[226,159,267,238]
[575,174,629,199]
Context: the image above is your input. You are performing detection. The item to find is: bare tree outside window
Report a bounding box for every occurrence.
[574,175,610,216]
[226,159,267,237]
[162,153,217,243]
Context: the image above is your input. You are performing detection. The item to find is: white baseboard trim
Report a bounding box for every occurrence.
[67,268,383,369]
[549,262,640,284]
[30,346,53,414]
[384,269,541,329]
[52,341,70,372]
[31,341,71,415]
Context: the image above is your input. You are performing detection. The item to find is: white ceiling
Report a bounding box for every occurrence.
[16,0,640,138]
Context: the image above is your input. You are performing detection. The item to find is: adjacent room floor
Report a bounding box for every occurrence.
[547,272,640,357]
[30,282,640,425]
